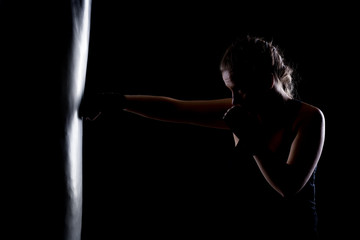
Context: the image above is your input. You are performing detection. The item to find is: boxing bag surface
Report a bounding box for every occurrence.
[1,1,91,239]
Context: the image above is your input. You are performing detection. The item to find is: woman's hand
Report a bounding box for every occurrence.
[223,105,265,154]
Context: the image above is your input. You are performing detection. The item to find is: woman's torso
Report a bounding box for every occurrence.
[223,99,319,238]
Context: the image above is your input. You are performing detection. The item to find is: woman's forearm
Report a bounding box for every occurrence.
[123,95,182,122]
[123,95,232,129]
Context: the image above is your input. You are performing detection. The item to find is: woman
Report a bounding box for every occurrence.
[81,35,325,239]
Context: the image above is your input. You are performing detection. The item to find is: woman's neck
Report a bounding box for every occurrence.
[258,91,292,125]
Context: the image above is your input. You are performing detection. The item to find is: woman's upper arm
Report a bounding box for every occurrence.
[287,107,325,190]
[174,98,233,129]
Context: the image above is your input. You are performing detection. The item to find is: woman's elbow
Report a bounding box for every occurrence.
[276,181,306,198]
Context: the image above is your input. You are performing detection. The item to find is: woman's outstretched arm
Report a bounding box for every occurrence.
[124,95,232,129]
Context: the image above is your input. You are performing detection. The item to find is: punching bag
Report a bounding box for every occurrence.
[1,1,91,239]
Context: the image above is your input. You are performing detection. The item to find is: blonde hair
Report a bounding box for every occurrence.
[220,35,296,98]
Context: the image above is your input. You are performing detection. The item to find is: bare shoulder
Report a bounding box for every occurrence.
[294,100,325,129]
[300,101,324,120]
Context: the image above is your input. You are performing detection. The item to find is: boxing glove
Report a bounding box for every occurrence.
[79,92,126,120]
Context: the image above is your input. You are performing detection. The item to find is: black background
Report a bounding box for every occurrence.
[1,1,358,239]
[81,2,358,239]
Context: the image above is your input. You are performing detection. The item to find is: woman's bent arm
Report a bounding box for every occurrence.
[253,106,325,198]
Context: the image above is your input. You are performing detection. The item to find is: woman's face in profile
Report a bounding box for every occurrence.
[222,69,272,110]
